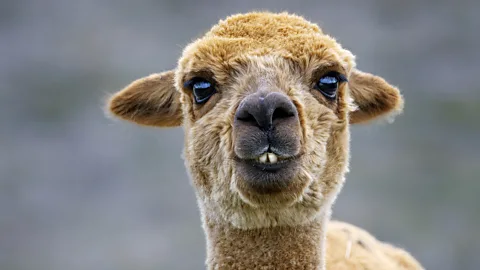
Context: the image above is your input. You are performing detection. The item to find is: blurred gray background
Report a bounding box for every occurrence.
[1,0,479,269]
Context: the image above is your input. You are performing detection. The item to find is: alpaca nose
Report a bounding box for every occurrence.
[235,92,297,130]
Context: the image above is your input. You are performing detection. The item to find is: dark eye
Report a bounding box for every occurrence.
[185,78,216,104]
[315,72,347,100]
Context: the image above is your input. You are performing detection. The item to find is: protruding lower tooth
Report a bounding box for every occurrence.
[267,153,278,163]
[259,153,268,163]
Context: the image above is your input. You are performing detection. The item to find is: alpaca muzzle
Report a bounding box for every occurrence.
[233,91,302,194]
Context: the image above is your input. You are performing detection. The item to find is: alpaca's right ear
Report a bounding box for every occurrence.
[107,70,182,127]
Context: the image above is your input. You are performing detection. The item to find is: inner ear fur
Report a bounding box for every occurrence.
[107,70,182,127]
[348,69,404,124]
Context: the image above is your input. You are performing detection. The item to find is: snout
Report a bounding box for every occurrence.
[233,91,302,193]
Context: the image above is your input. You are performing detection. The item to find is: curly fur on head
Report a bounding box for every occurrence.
[107,12,421,270]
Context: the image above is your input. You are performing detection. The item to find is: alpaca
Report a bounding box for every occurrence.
[107,12,423,269]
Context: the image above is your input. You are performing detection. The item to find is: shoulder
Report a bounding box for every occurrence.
[326,221,424,270]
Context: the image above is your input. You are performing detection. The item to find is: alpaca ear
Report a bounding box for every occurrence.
[348,69,404,124]
[107,70,182,127]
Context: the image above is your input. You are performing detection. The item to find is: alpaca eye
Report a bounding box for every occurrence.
[315,72,347,100]
[186,78,216,104]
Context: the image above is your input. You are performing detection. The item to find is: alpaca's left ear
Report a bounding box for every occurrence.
[107,70,183,127]
[348,69,404,124]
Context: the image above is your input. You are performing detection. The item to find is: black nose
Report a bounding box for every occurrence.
[235,92,297,130]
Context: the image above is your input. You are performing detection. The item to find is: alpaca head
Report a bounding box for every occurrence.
[108,12,403,229]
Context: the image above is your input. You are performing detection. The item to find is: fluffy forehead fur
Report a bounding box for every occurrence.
[177,12,355,85]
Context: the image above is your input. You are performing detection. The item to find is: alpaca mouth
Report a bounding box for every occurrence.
[249,151,296,170]
[254,151,286,164]
[234,152,301,194]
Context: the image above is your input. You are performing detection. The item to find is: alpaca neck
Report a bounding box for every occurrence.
[203,216,327,270]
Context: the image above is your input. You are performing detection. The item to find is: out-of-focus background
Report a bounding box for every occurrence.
[1,0,479,269]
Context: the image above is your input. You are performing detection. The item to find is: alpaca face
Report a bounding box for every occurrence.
[175,14,355,228]
[108,12,403,229]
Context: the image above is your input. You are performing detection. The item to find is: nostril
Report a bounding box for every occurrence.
[272,107,294,121]
[237,112,257,124]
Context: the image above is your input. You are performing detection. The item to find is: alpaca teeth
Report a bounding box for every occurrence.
[267,153,278,163]
[256,152,279,164]
[259,153,268,163]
